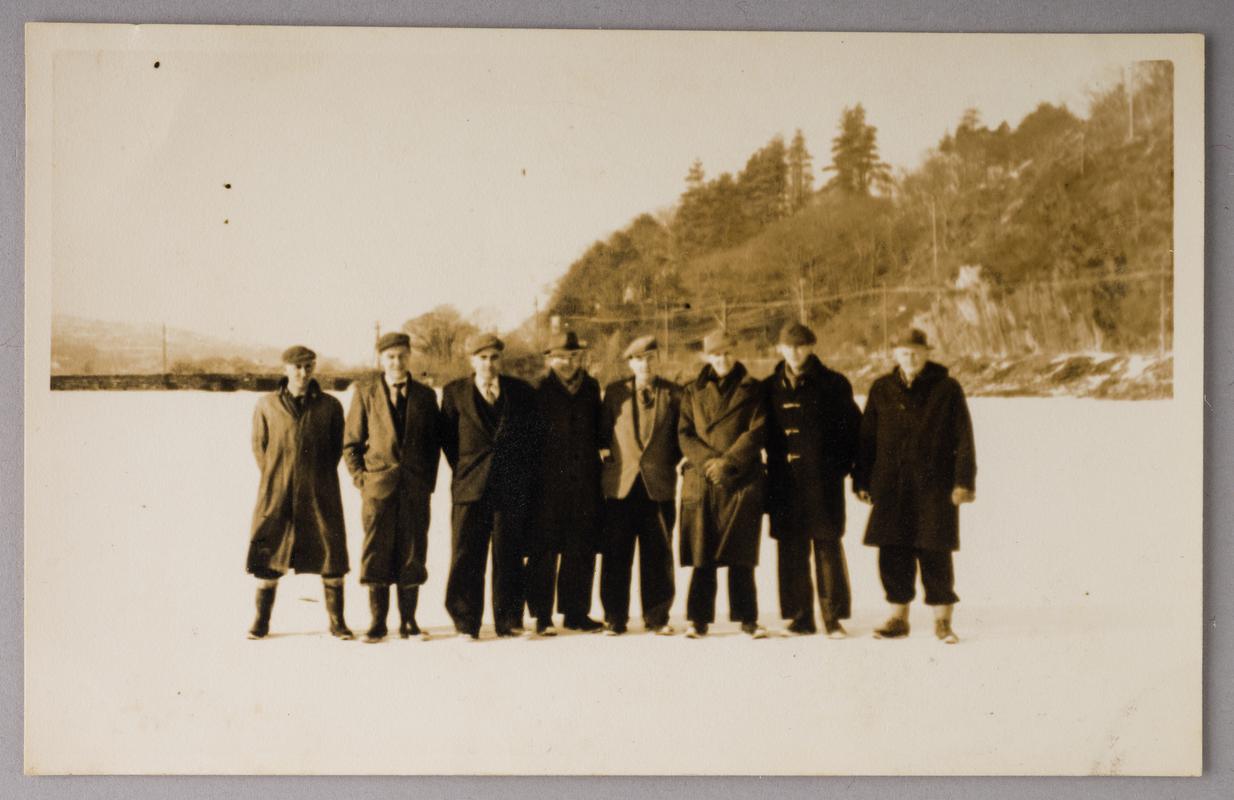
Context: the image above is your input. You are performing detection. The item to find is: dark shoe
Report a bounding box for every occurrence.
[604,620,627,636]
[873,616,910,639]
[741,622,769,639]
[535,618,558,637]
[563,616,603,632]
[650,623,676,636]
[396,587,421,639]
[685,622,709,639]
[364,585,390,643]
[935,619,959,644]
[323,583,355,640]
[495,626,521,638]
[247,585,276,639]
[823,618,848,639]
[454,625,480,640]
[783,621,817,637]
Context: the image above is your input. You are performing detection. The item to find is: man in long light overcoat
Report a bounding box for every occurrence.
[245,345,353,640]
[678,329,768,639]
[343,332,441,642]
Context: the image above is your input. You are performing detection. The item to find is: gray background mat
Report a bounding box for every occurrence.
[2,0,1230,797]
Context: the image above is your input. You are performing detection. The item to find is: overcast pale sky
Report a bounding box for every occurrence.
[47,27,1149,364]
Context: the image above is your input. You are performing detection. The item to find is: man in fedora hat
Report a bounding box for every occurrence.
[343,331,441,642]
[597,334,682,636]
[763,322,861,638]
[526,330,604,636]
[440,332,540,639]
[854,327,977,644]
[245,345,353,640]
[678,329,768,639]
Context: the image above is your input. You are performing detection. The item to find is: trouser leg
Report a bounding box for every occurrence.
[917,549,959,606]
[445,501,491,635]
[686,566,718,624]
[814,538,852,621]
[878,546,918,605]
[636,497,676,628]
[360,495,396,586]
[490,505,526,630]
[396,489,431,589]
[599,499,637,625]
[557,534,596,621]
[727,565,758,624]
[777,536,813,629]
[525,548,559,622]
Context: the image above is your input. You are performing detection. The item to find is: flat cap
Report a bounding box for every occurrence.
[465,331,505,355]
[622,334,658,359]
[778,322,817,347]
[891,327,932,349]
[376,331,411,353]
[281,345,317,365]
[543,330,586,355]
[702,329,737,354]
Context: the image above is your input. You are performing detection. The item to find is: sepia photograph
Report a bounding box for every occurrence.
[22,24,1204,775]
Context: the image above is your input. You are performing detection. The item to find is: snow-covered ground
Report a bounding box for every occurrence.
[23,390,1200,774]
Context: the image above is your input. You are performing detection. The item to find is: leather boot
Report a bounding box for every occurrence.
[323,582,355,640]
[248,584,276,639]
[397,586,423,639]
[365,585,390,642]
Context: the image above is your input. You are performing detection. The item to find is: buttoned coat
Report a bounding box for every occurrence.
[439,374,540,509]
[246,379,349,578]
[763,356,861,542]
[677,363,767,568]
[853,361,977,552]
[598,376,683,503]
[532,370,603,554]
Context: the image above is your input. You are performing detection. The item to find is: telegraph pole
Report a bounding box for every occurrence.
[161,323,167,374]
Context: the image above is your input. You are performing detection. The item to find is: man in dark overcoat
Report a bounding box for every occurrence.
[597,334,682,636]
[678,329,768,639]
[343,332,440,642]
[526,331,604,636]
[440,333,540,639]
[764,322,861,638]
[853,328,977,644]
[245,345,353,640]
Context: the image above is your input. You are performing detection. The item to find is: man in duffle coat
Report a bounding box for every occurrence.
[245,345,353,640]
[853,328,977,644]
[677,329,769,639]
[440,332,540,639]
[597,334,682,636]
[343,332,441,643]
[526,330,605,636]
[763,322,862,638]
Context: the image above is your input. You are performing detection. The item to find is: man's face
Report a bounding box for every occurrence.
[547,351,582,381]
[471,348,502,382]
[284,360,314,396]
[379,346,410,378]
[628,352,656,384]
[777,343,813,371]
[705,349,734,378]
[893,346,927,378]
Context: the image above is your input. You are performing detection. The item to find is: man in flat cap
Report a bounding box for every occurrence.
[245,346,353,640]
[597,334,682,635]
[854,328,977,643]
[678,329,768,639]
[343,331,441,642]
[440,332,540,639]
[763,322,861,638]
[526,330,604,636]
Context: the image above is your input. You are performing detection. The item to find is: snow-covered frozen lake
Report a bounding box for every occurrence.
[24,390,1200,774]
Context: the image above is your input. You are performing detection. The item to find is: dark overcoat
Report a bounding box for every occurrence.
[532,370,603,554]
[763,355,861,542]
[439,374,540,511]
[599,376,683,502]
[677,363,767,568]
[853,361,977,552]
[246,379,349,578]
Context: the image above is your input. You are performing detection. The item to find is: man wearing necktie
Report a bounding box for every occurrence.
[597,335,682,636]
[343,332,441,642]
[440,332,540,639]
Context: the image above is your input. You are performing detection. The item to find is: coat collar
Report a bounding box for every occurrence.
[891,360,947,391]
[695,361,748,392]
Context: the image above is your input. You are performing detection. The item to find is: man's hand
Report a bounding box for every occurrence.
[951,487,976,506]
[855,490,872,505]
[703,458,728,484]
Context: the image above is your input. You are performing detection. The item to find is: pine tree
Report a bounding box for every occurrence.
[825,104,891,195]
[787,129,814,212]
[738,135,788,227]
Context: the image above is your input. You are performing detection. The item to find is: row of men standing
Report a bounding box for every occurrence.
[244,322,976,643]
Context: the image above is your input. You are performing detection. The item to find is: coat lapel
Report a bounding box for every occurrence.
[371,378,400,444]
[459,378,491,438]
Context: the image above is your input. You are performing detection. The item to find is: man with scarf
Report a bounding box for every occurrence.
[245,345,353,640]
[678,329,768,639]
[527,330,604,636]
